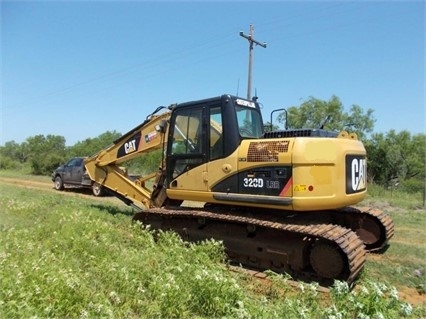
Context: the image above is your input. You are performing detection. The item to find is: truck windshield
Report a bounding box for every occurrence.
[235,106,263,138]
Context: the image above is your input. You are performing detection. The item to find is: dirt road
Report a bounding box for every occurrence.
[0,176,122,205]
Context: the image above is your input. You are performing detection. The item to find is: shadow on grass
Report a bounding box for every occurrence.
[90,203,135,217]
[376,243,391,254]
[62,186,113,197]
[62,187,93,196]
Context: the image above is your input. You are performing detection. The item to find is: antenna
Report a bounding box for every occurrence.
[236,78,240,96]
[253,88,258,101]
[319,115,332,129]
[239,24,267,100]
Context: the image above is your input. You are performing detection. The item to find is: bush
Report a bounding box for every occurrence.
[400,178,425,194]
[30,153,65,175]
[0,156,19,170]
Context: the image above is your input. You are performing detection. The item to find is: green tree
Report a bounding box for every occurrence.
[279,96,375,140]
[0,141,30,169]
[365,130,426,190]
[364,133,388,184]
[67,130,122,157]
[263,122,280,133]
[125,149,163,175]
[1,141,20,160]
[26,134,67,175]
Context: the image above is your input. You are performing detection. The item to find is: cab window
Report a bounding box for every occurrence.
[67,158,82,167]
[236,106,263,138]
[210,106,223,160]
[171,108,203,155]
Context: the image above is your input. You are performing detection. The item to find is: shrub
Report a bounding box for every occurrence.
[0,156,19,170]
[400,178,425,194]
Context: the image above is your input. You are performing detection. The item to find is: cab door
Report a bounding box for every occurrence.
[167,105,208,192]
[70,157,84,183]
[64,157,84,183]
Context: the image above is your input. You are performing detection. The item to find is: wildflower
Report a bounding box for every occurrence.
[299,306,309,319]
[360,284,369,295]
[213,273,221,282]
[79,309,88,318]
[324,305,343,319]
[371,282,384,297]
[234,300,249,319]
[376,312,385,319]
[137,285,146,293]
[333,280,349,295]
[400,302,413,316]
[308,282,319,297]
[109,291,121,305]
[355,301,364,311]
[389,286,399,300]
[44,305,52,314]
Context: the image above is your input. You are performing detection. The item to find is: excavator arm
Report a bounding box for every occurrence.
[84,106,173,209]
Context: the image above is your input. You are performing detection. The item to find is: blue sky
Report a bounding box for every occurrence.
[1,1,424,146]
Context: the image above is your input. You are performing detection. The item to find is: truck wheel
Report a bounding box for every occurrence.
[54,176,64,191]
[92,183,104,197]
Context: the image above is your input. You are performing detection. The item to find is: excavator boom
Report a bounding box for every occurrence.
[85,106,172,208]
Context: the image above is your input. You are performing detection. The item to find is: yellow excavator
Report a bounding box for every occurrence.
[85,94,394,285]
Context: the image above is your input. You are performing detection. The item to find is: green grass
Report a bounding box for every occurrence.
[0,176,425,318]
[0,169,52,182]
[365,183,425,210]
[360,184,426,293]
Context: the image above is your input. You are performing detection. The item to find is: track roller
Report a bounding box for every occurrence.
[310,241,345,279]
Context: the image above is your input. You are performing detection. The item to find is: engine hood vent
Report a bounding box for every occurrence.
[247,141,289,162]
[263,129,338,139]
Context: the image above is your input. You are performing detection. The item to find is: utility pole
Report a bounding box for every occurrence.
[239,24,267,100]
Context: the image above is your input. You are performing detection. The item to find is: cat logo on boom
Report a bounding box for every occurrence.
[117,132,141,158]
[125,139,137,154]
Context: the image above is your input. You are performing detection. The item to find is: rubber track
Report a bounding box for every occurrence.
[138,207,366,284]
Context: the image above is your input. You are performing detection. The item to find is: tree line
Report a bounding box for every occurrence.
[1,96,424,193]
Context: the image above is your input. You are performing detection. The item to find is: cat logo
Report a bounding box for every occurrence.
[124,139,137,154]
[346,155,367,194]
[117,132,141,158]
[351,158,366,191]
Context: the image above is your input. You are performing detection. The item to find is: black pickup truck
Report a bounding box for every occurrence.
[51,157,104,196]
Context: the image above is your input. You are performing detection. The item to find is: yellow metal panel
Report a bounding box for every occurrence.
[207,150,239,189]
[291,137,366,211]
[167,189,215,203]
[168,164,208,191]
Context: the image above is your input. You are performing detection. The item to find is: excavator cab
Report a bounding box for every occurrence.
[165,96,265,196]
[166,96,263,182]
